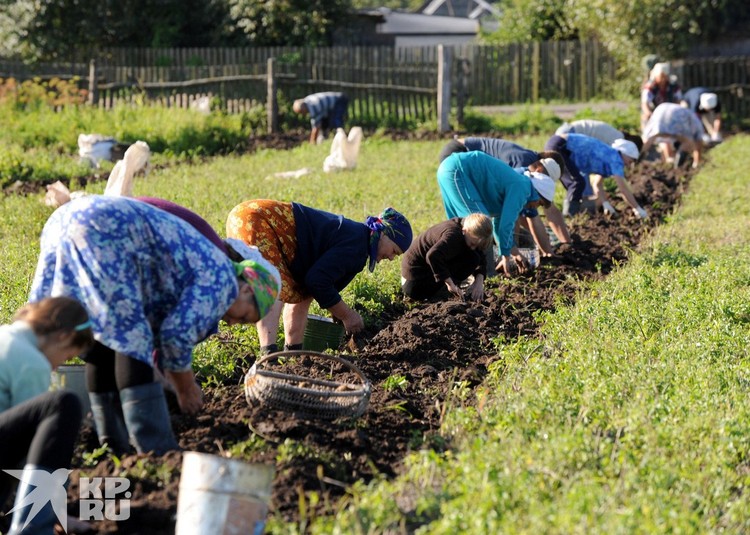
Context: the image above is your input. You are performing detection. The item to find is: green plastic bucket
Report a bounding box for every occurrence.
[302,315,345,352]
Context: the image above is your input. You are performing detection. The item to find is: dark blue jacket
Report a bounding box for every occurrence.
[290,203,369,309]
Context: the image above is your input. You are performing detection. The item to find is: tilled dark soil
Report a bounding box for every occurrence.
[3,142,694,533]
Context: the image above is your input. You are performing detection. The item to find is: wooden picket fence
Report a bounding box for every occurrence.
[675,56,750,121]
[0,44,748,127]
[458,40,618,104]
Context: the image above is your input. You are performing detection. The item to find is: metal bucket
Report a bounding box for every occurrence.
[302,314,345,352]
[50,364,90,416]
[175,452,275,535]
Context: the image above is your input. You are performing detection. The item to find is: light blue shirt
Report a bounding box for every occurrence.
[0,322,51,413]
[566,133,625,178]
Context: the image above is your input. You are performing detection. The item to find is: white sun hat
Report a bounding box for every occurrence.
[611,139,640,160]
[528,172,556,202]
[699,92,718,111]
[539,158,561,181]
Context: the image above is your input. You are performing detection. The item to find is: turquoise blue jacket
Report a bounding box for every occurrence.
[437,151,539,256]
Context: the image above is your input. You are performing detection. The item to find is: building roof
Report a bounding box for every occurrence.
[420,0,501,20]
[359,8,479,36]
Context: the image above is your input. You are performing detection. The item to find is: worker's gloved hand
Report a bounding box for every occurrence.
[466,281,484,302]
[511,252,529,274]
[632,206,649,219]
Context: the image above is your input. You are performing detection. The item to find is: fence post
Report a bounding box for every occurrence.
[456,57,470,127]
[579,40,588,101]
[88,59,98,106]
[437,44,453,133]
[267,57,278,134]
[532,41,540,103]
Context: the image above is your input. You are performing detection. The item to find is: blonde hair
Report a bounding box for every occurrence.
[462,213,493,250]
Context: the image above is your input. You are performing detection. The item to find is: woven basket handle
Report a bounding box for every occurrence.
[254,350,370,385]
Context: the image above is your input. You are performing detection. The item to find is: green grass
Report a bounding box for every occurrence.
[297,136,750,533]
[460,101,642,136]
[0,80,643,188]
[0,95,256,186]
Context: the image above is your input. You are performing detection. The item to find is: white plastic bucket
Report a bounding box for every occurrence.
[50,365,90,416]
[175,452,275,535]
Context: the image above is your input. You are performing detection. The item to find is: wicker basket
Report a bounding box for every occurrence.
[244,350,371,420]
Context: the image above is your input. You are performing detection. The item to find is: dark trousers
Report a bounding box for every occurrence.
[330,96,348,128]
[84,341,153,393]
[544,135,587,205]
[0,391,82,505]
[402,253,480,300]
[321,96,349,132]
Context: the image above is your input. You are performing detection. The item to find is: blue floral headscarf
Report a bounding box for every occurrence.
[365,207,412,272]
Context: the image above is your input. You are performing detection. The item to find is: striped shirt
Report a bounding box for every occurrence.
[304,92,346,127]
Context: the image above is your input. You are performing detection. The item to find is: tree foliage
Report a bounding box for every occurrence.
[2,0,748,63]
[0,0,232,60]
[486,0,750,71]
[225,0,351,46]
[487,0,576,43]
[0,0,354,60]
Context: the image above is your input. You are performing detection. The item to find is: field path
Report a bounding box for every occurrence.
[472,100,634,119]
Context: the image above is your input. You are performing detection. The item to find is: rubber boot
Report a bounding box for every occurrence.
[259,344,279,356]
[564,198,582,217]
[89,391,131,455]
[120,382,179,455]
[8,464,65,534]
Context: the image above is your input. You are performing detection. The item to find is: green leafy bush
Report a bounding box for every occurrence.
[461,105,563,135]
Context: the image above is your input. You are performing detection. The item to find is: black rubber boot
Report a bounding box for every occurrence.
[260,344,279,356]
